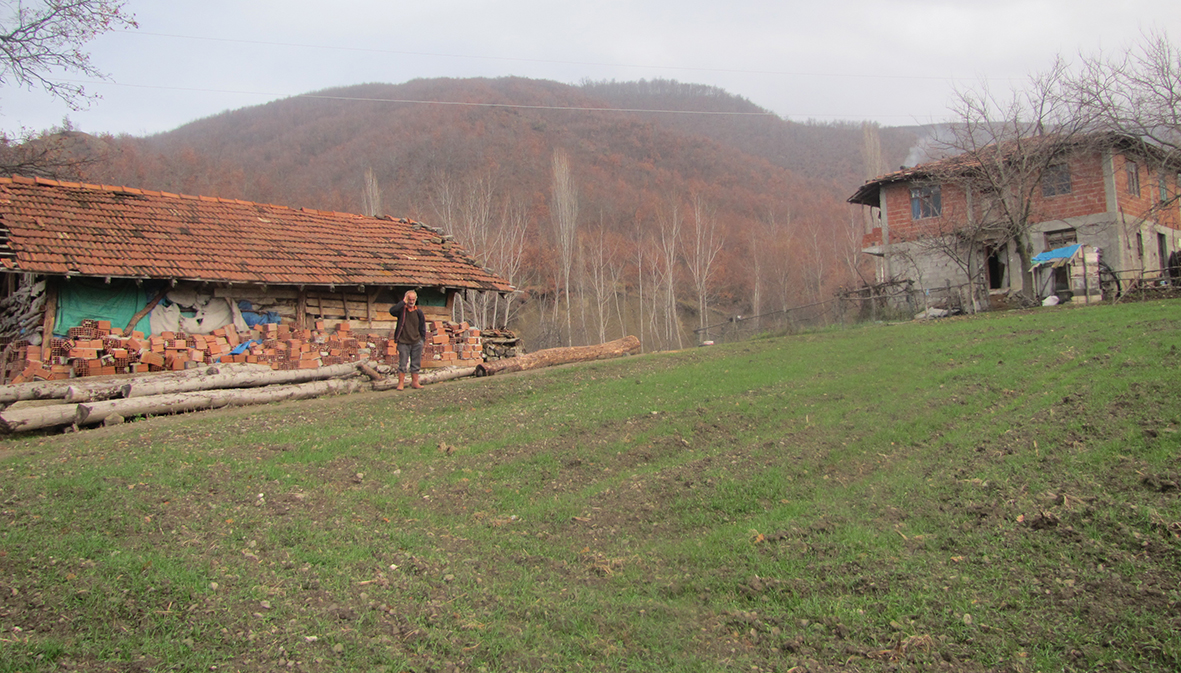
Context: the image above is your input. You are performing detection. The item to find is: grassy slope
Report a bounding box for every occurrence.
[1,301,1179,672]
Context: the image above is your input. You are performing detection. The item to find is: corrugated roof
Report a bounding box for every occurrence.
[0,176,514,292]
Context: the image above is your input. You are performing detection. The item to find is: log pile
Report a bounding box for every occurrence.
[480,329,523,361]
[0,279,47,343]
[0,362,373,433]
[0,334,638,434]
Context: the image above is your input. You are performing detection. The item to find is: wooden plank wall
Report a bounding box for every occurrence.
[212,286,451,333]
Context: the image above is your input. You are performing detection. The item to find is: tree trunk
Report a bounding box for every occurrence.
[120,362,364,399]
[0,363,276,405]
[475,335,639,377]
[372,366,477,391]
[74,378,371,427]
[0,403,81,433]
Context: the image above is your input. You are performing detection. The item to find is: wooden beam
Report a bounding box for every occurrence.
[39,282,57,364]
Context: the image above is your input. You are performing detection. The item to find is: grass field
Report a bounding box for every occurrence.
[2,300,1180,672]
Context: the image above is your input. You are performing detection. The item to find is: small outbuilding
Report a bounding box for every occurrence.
[0,176,513,380]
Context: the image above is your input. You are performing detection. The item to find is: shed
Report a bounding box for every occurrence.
[0,176,513,380]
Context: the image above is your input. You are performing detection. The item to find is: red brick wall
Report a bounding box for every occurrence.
[882,181,972,243]
[866,149,1181,248]
[1027,152,1108,222]
[1111,154,1181,230]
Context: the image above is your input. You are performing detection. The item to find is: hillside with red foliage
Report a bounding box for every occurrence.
[79,77,917,349]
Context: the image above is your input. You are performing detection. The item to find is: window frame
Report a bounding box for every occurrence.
[1126,160,1141,196]
[1044,228,1078,251]
[909,184,942,220]
[1041,163,1072,197]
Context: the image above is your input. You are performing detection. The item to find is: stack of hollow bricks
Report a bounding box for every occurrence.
[8,317,484,383]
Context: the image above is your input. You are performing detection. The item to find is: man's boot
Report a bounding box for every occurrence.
[411,373,422,389]
[396,372,405,391]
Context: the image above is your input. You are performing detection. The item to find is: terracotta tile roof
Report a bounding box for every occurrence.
[0,176,514,292]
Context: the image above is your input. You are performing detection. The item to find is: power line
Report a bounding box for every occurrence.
[122,30,973,83]
[59,77,944,121]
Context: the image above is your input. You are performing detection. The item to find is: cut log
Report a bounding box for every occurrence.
[0,402,79,433]
[358,363,385,381]
[11,363,275,405]
[372,366,476,391]
[474,336,640,377]
[76,378,371,426]
[119,361,365,399]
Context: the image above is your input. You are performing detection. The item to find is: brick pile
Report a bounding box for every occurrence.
[422,320,483,367]
[4,317,488,382]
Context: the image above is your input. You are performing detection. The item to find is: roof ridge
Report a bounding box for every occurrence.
[0,174,432,229]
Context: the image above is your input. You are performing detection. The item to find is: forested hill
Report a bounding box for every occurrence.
[78,77,919,348]
[576,79,919,187]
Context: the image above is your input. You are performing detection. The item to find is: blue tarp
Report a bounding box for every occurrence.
[238,300,281,327]
[1031,244,1082,264]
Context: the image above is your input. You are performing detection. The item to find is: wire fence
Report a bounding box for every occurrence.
[692,262,1181,346]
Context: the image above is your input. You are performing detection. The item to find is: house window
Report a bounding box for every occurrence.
[1161,175,1170,203]
[1042,163,1071,197]
[910,185,942,219]
[1044,228,1078,250]
[1127,161,1141,196]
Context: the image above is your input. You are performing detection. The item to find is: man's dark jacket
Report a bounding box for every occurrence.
[389,300,427,343]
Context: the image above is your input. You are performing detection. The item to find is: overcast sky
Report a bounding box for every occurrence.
[3,0,1181,137]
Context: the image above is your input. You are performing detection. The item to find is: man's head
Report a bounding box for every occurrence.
[404,291,418,306]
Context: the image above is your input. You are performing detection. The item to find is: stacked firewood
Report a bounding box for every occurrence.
[480,329,523,361]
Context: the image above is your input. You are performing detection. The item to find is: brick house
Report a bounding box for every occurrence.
[848,134,1181,308]
[0,176,513,380]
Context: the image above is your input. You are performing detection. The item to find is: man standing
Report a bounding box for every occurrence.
[389,290,427,390]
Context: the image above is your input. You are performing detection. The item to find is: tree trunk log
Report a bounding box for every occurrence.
[475,335,640,377]
[75,378,371,426]
[358,363,385,381]
[0,363,271,405]
[59,363,277,403]
[0,403,80,433]
[120,362,365,399]
[372,366,476,391]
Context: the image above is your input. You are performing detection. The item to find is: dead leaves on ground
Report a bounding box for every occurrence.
[867,634,936,661]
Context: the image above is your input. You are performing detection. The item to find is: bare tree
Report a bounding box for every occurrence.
[0,1,136,176]
[488,198,528,329]
[361,167,382,216]
[924,61,1098,302]
[583,219,621,345]
[550,149,579,346]
[684,194,723,341]
[0,0,136,109]
[1064,32,1181,166]
[656,197,683,350]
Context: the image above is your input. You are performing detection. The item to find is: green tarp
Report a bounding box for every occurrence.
[54,279,162,337]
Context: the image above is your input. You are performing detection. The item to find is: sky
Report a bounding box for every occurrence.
[3,0,1181,138]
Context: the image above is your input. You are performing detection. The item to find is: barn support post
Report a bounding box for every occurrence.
[296,288,308,329]
[39,281,58,364]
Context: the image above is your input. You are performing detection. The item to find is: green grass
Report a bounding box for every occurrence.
[2,301,1180,672]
